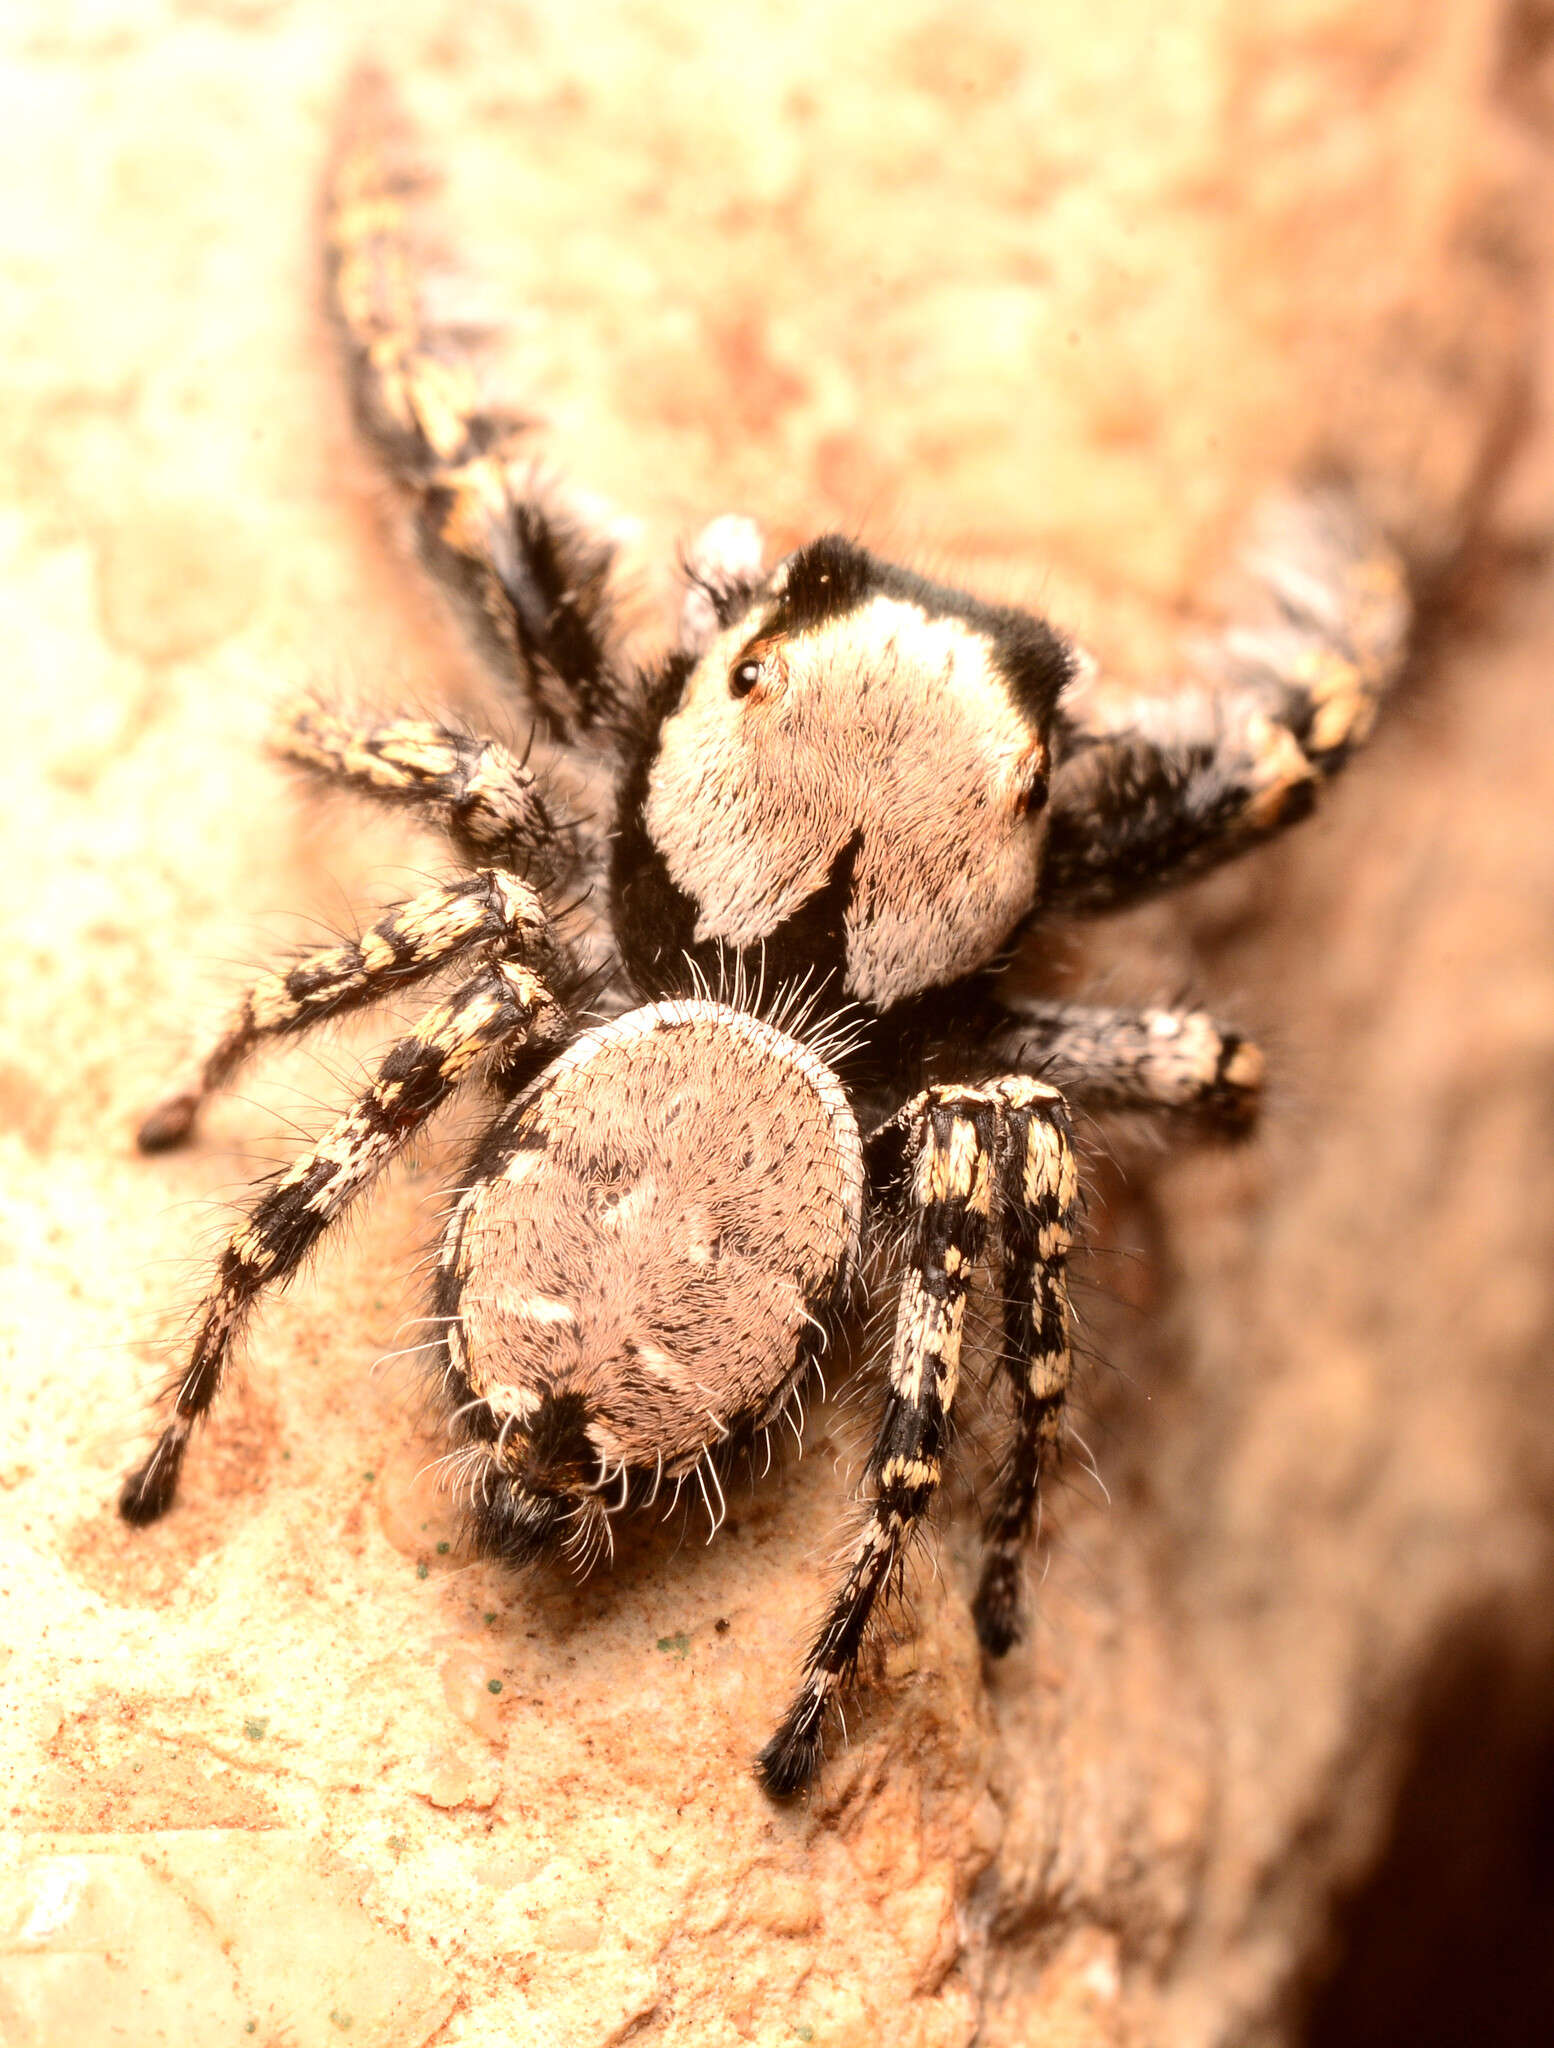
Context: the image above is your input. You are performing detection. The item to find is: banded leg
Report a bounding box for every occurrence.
[1042,489,1409,915]
[119,960,566,1526]
[278,702,574,884]
[137,868,556,1151]
[325,73,626,744]
[971,1079,1080,1656]
[757,1089,997,1798]
[989,999,1265,1131]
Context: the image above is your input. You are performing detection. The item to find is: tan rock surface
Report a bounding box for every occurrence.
[3,3,1552,2044]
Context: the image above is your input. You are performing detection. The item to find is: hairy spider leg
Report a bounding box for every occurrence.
[1041,490,1409,915]
[138,868,557,1151]
[990,998,1265,1131]
[325,70,627,746]
[757,1088,1000,1798]
[276,702,574,886]
[969,1078,1080,1656]
[120,961,567,1525]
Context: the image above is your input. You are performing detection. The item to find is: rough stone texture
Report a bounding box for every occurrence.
[3,2,1552,2043]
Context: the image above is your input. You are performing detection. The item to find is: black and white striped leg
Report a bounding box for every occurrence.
[137,869,558,1151]
[119,960,566,1527]
[277,702,574,885]
[757,1089,996,1798]
[971,1080,1079,1656]
[988,998,1265,1131]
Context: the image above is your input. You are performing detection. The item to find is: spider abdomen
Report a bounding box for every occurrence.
[432,1000,863,1566]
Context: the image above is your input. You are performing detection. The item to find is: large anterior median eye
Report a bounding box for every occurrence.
[730,658,762,699]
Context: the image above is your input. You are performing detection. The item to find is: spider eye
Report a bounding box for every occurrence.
[1019,768,1050,816]
[730,658,762,699]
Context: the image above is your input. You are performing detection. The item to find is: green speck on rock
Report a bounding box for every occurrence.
[329,2011,354,2032]
[793,2027,815,2042]
[362,1469,375,1483]
[487,1678,503,1694]
[436,1540,450,1554]
[416,1561,429,1580]
[656,1631,691,1660]
[243,1716,268,1742]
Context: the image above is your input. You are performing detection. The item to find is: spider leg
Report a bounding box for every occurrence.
[757,1087,996,1798]
[325,71,627,746]
[1041,489,1409,914]
[119,960,567,1526]
[989,998,1264,1131]
[276,701,575,885]
[137,867,561,1151]
[969,1077,1080,1656]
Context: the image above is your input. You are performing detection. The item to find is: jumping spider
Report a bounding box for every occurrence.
[122,75,1410,1796]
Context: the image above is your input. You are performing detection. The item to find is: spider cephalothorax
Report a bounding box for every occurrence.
[615,534,1071,1007]
[121,74,1409,1797]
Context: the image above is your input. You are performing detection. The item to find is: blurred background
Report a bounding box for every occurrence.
[1,2,1551,2043]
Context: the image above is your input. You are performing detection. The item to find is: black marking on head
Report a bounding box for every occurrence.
[768,536,1073,727]
[610,731,699,1001]
[751,829,861,994]
[766,534,877,633]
